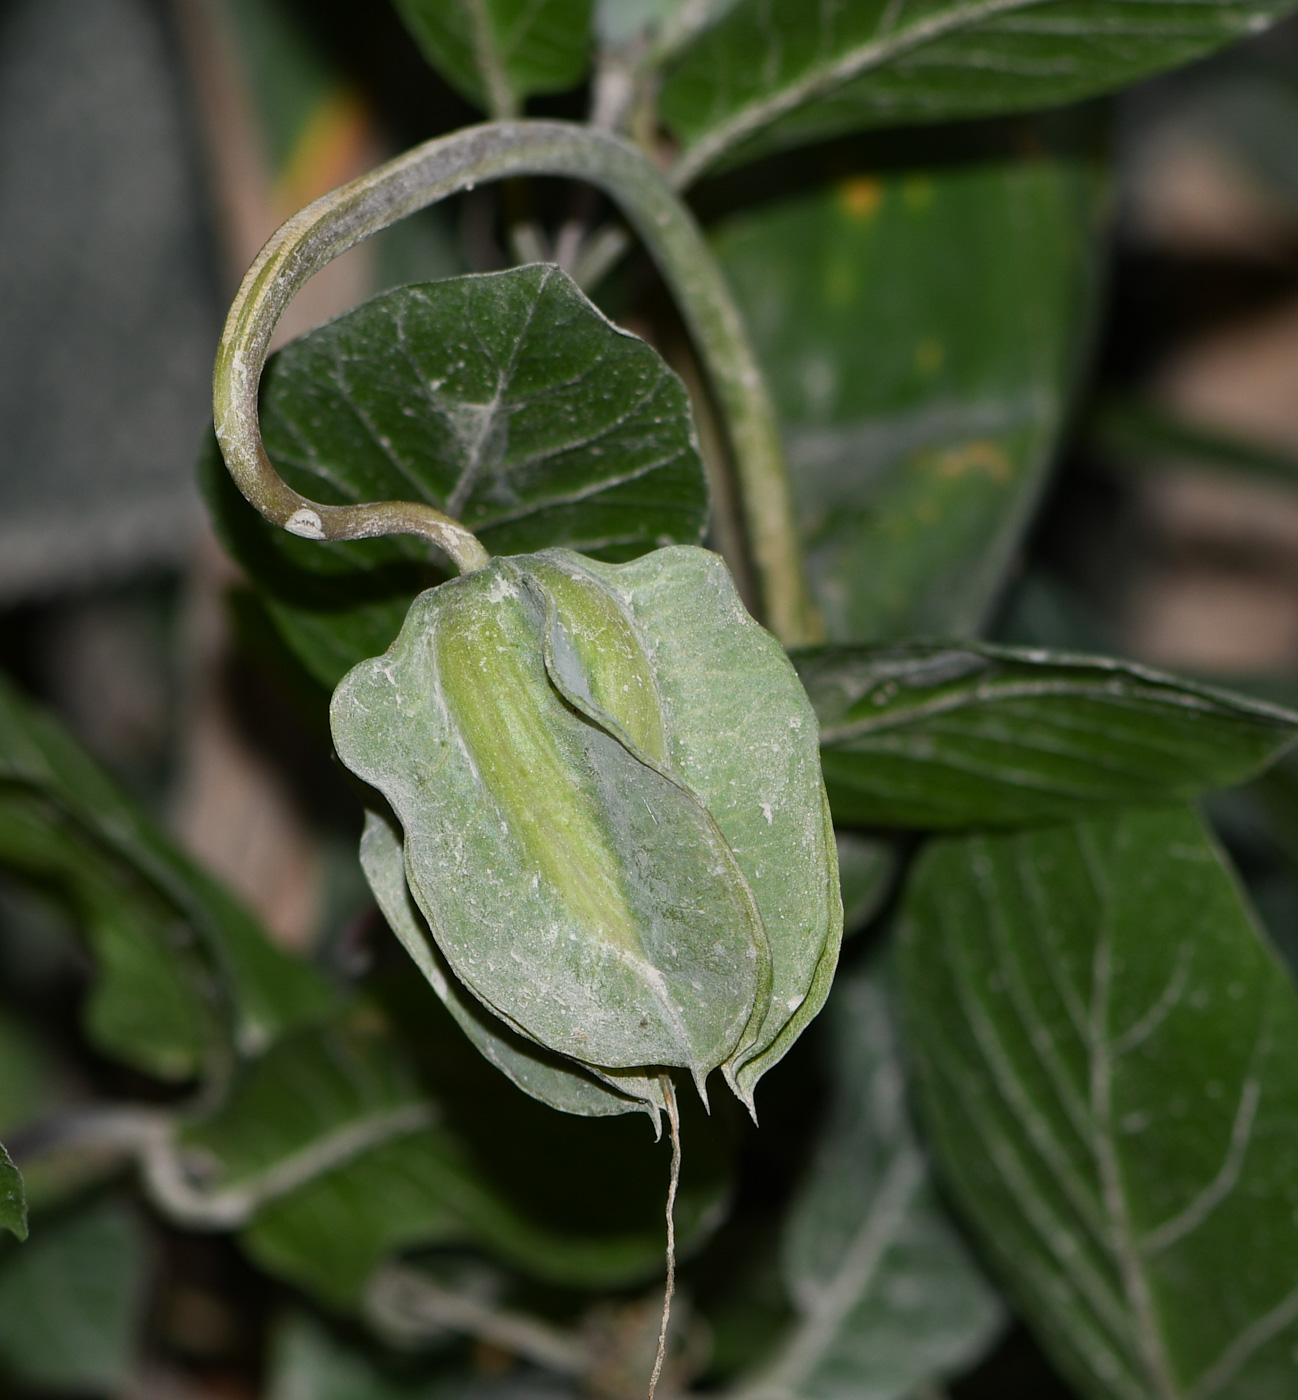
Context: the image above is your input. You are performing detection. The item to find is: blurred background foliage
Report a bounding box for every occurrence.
[5,0,1298,1398]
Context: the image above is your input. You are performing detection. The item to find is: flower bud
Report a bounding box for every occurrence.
[332,546,840,1113]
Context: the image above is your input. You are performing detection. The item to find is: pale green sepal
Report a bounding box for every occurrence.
[331,558,765,1090]
[563,547,842,1113]
[359,806,657,1127]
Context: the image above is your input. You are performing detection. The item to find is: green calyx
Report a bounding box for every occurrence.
[332,545,841,1121]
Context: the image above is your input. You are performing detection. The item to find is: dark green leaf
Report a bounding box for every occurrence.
[206,265,709,689]
[0,1197,146,1393]
[216,1014,723,1298]
[712,151,1103,642]
[0,671,338,1059]
[798,643,1298,828]
[660,0,1298,180]
[0,1009,62,1137]
[899,806,1298,1400]
[743,957,1003,1400]
[243,1121,699,1299]
[0,1143,25,1243]
[393,0,593,114]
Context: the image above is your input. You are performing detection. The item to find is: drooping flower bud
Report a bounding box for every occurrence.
[332,545,840,1116]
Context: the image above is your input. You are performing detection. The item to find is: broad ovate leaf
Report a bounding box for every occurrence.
[900,806,1298,1400]
[748,957,1003,1400]
[799,643,1298,829]
[204,265,710,690]
[711,148,1103,644]
[332,546,839,1113]
[660,0,1298,181]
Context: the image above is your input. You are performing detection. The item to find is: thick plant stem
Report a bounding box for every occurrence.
[650,1075,682,1400]
[212,120,817,644]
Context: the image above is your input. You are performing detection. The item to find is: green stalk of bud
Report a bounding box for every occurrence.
[332,545,840,1117]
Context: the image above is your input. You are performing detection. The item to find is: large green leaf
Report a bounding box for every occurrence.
[205,1013,723,1298]
[712,149,1103,642]
[899,806,1298,1400]
[0,671,336,1059]
[743,957,1003,1400]
[798,643,1298,829]
[0,1197,146,1394]
[243,1119,715,1297]
[204,265,709,690]
[0,1143,24,1243]
[393,0,593,114]
[660,0,1298,180]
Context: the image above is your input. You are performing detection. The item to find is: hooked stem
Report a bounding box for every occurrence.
[213,120,816,642]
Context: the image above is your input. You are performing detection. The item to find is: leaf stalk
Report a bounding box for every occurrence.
[212,120,817,643]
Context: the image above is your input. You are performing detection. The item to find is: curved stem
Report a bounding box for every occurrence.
[213,120,817,643]
[11,1102,435,1231]
[367,1263,593,1375]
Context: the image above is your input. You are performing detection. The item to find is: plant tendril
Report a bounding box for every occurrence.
[650,1074,681,1400]
[211,120,816,641]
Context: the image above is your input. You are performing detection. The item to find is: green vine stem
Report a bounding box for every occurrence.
[212,119,818,645]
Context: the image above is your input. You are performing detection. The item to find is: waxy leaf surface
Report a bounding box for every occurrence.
[712,150,1103,642]
[661,0,1298,179]
[899,806,1298,1400]
[751,958,1003,1400]
[798,643,1298,828]
[205,265,709,689]
[394,0,592,113]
